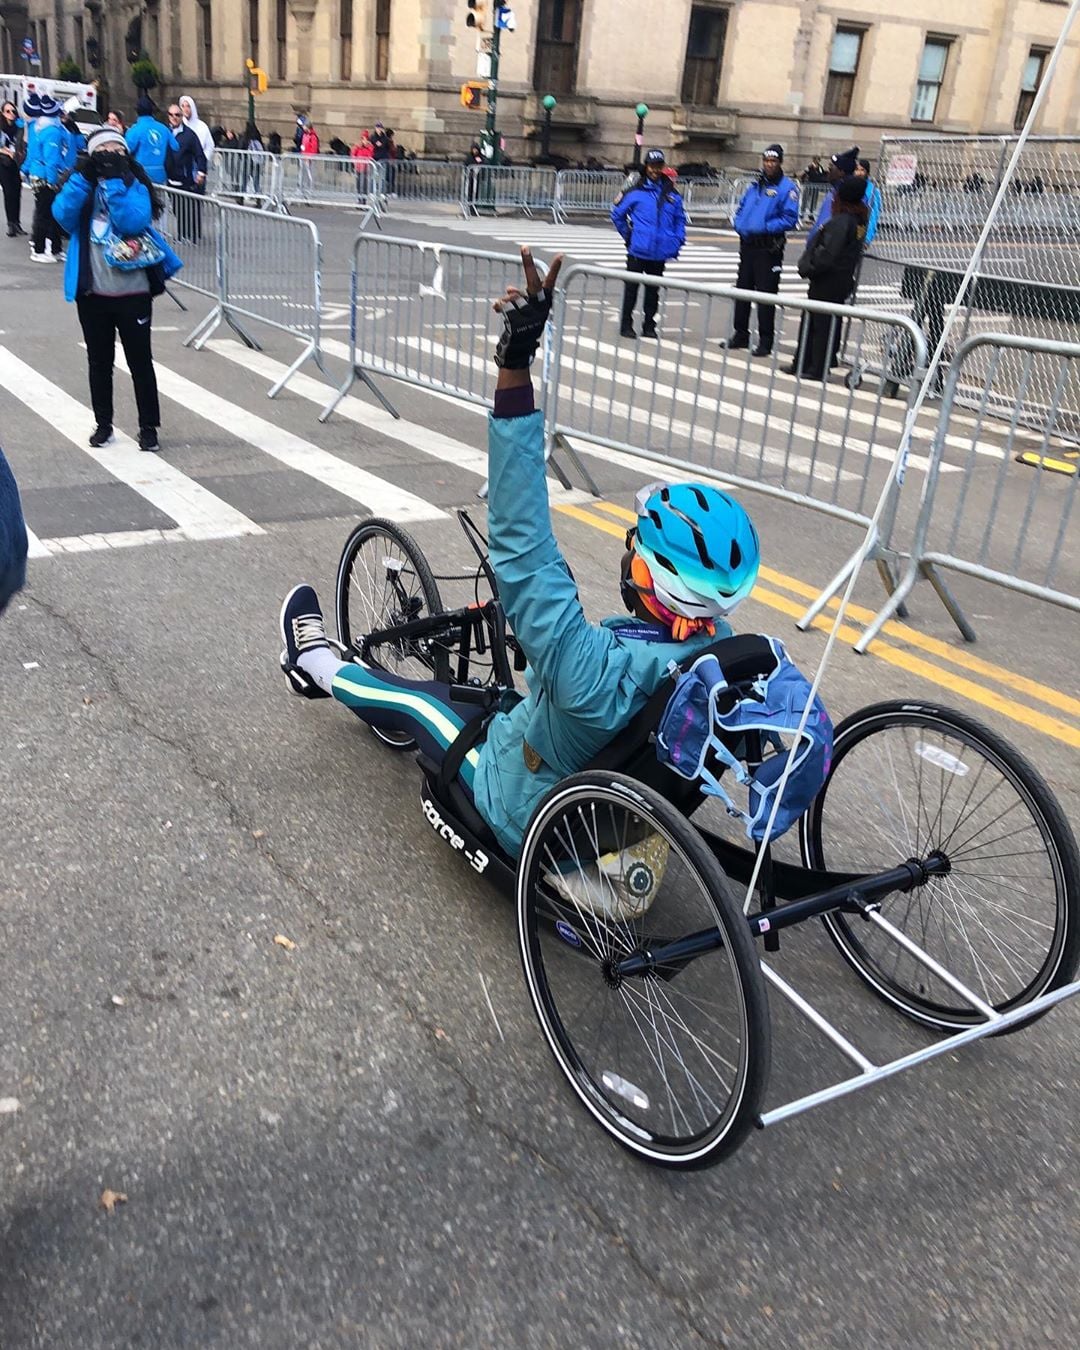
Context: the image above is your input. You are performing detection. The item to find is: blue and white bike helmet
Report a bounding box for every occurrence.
[629,481,761,619]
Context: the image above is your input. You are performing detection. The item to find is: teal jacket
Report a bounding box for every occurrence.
[473,409,727,856]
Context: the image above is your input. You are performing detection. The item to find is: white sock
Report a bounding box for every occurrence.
[297,646,344,694]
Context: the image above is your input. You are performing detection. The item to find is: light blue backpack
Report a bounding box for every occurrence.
[655,637,833,842]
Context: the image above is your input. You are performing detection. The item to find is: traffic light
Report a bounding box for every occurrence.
[460,81,486,110]
[466,1,486,29]
[245,57,268,94]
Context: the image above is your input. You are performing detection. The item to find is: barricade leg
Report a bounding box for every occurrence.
[320,363,401,422]
[183,305,225,349]
[549,430,600,496]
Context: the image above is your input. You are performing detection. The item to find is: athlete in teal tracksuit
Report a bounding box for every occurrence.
[278,249,761,858]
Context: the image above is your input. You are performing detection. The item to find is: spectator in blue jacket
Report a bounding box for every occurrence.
[855,158,881,246]
[721,143,800,357]
[610,148,686,339]
[25,95,67,261]
[53,125,183,452]
[125,96,179,185]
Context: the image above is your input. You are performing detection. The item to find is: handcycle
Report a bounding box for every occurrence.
[332,510,1080,1171]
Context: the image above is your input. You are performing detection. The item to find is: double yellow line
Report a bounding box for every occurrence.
[554,498,1080,750]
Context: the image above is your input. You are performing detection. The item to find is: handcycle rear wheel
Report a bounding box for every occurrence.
[517,772,770,1170]
[335,518,451,750]
[800,701,1080,1031]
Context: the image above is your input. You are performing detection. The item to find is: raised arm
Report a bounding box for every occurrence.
[486,250,619,704]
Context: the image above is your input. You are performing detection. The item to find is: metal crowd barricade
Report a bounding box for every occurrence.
[158,186,225,338]
[461,165,558,219]
[205,148,281,210]
[159,187,324,396]
[278,153,383,226]
[798,181,829,228]
[544,262,928,619]
[321,234,534,412]
[218,202,325,394]
[682,176,748,225]
[386,159,463,207]
[857,332,1080,650]
[553,170,629,221]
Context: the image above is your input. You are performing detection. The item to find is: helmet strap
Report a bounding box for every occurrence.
[622,548,716,641]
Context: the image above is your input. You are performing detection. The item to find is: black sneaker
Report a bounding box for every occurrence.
[641,323,658,339]
[619,324,637,338]
[718,336,750,350]
[279,584,331,699]
[137,426,160,452]
[88,424,114,447]
[751,344,773,358]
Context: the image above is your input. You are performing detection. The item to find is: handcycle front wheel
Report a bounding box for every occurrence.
[517,772,770,1170]
[800,701,1080,1032]
[335,518,451,750]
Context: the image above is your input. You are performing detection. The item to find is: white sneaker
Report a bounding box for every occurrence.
[547,833,670,922]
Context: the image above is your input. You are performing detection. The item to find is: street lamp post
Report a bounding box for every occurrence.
[632,101,649,168]
[541,94,556,159]
[245,59,256,127]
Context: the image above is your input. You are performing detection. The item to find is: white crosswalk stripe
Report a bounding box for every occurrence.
[393,214,901,298]
[1,342,460,555]
[113,351,446,525]
[206,339,596,504]
[0,346,264,546]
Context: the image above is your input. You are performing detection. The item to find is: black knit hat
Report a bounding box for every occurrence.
[831,146,860,174]
[136,94,155,117]
[837,175,867,204]
[763,143,784,161]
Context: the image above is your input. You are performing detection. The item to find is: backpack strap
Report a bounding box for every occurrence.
[586,633,778,773]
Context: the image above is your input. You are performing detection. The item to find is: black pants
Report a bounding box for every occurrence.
[174,181,204,242]
[621,255,666,327]
[791,276,853,379]
[77,293,161,430]
[32,184,62,254]
[732,240,783,350]
[0,160,21,227]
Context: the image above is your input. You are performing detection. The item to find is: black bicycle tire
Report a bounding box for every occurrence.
[517,771,771,1170]
[800,701,1080,1032]
[335,518,451,748]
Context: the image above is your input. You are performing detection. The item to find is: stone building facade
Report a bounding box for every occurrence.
[2,1,1078,166]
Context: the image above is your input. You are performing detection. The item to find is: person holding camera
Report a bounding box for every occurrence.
[52,125,183,451]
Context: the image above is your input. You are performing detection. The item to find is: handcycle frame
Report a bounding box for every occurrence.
[345,511,1080,1143]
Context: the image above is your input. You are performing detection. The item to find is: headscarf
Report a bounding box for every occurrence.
[179,94,215,164]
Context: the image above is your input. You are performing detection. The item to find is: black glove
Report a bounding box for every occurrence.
[75,152,97,182]
[94,150,128,181]
[494,289,554,369]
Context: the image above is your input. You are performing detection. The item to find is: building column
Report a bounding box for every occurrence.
[287,0,318,109]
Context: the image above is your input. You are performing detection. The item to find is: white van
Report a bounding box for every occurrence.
[0,74,98,114]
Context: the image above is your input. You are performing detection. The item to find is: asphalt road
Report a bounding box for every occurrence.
[1,205,1078,1350]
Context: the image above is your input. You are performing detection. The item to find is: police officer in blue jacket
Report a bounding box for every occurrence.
[721,144,800,357]
[610,148,686,339]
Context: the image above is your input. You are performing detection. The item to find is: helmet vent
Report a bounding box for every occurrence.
[653,550,678,575]
[691,487,709,511]
[730,541,742,568]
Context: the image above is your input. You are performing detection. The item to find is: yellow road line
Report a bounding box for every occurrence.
[580,498,1080,721]
[1017,452,1078,477]
[553,501,1080,749]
